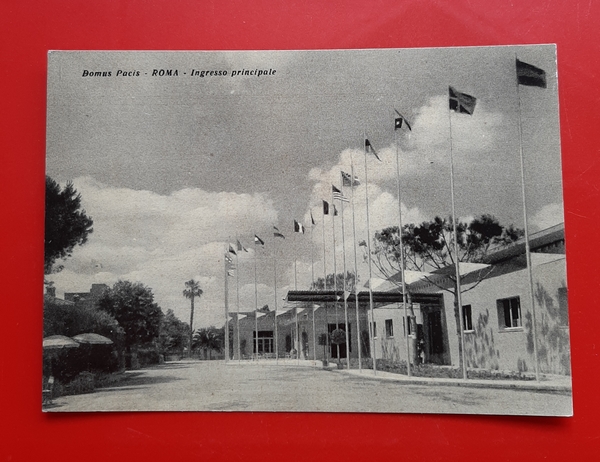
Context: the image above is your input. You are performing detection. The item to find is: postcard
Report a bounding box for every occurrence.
[43,46,571,415]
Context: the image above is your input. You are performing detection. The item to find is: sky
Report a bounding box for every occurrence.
[45,46,564,328]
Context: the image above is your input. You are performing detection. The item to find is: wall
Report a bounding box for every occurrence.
[232,302,369,361]
[449,254,569,375]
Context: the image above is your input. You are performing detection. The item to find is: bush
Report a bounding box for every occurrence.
[136,345,161,367]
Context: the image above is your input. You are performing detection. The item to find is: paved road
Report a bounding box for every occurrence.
[47,360,572,415]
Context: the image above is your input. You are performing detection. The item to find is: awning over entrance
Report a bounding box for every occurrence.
[286,290,443,307]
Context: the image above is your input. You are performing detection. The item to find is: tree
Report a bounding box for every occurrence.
[192,326,224,360]
[45,176,94,274]
[311,271,357,292]
[372,214,523,368]
[97,280,163,367]
[183,279,203,357]
[158,309,190,356]
[43,296,124,379]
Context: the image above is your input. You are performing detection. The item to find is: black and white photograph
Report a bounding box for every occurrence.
[43,46,571,415]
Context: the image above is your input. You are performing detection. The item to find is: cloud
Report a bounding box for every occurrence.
[530,202,564,231]
[410,95,503,161]
[48,177,280,327]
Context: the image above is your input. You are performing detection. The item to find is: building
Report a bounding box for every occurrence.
[64,283,109,309]
[230,301,369,362]
[231,223,569,376]
[371,223,569,375]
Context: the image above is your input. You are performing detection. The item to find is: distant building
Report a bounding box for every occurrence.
[64,283,109,309]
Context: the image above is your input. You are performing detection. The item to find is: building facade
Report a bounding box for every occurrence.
[375,223,570,375]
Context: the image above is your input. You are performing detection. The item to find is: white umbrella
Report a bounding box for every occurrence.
[72,333,113,345]
[43,335,80,350]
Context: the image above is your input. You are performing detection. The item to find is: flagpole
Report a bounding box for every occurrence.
[294,225,300,364]
[364,134,377,375]
[516,62,540,381]
[448,109,468,380]
[273,246,279,364]
[339,187,351,369]
[224,249,230,362]
[310,213,317,364]
[395,122,411,377]
[254,237,259,361]
[236,244,241,363]
[350,161,362,371]
[322,201,329,363]
[331,188,340,361]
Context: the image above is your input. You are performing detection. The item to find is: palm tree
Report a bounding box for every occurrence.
[193,327,224,360]
[183,279,203,357]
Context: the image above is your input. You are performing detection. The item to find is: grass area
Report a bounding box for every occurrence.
[348,358,537,381]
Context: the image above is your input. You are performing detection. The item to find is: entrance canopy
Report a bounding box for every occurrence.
[286,290,443,307]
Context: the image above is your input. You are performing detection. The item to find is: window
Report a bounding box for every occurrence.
[385,319,394,337]
[497,297,522,330]
[402,316,413,336]
[463,305,473,332]
[253,330,274,354]
[558,287,569,327]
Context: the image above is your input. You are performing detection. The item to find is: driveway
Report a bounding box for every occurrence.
[46,360,572,415]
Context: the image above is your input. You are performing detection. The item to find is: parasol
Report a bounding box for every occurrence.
[43,335,80,350]
[72,333,114,345]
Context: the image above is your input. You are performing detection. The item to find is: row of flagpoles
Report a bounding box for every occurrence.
[221,58,547,380]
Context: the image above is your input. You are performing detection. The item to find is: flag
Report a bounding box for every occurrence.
[332,185,349,202]
[294,220,305,234]
[310,211,316,226]
[254,234,265,245]
[365,138,381,161]
[516,59,547,88]
[273,226,285,239]
[343,291,351,301]
[449,86,477,115]
[341,171,360,187]
[323,200,330,215]
[228,244,237,255]
[227,270,235,277]
[394,109,412,131]
[333,204,338,216]
[225,254,233,264]
[237,240,248,252]
[358,240,367,247]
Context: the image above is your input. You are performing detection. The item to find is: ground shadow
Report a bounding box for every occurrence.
[97,371,185,389]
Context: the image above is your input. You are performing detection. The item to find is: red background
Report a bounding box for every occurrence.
[1,1,599,460]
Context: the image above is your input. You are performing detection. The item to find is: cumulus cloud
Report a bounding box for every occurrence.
[409,95,503,163]
[530,202,564,231]
[48,177,280,327]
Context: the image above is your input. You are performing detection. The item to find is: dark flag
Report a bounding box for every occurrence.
[449,86,477,115]
[323,200,330,215]
[516,59,547,88]
[394,109,412,131]
[341,170,360,187]
[310,211,316,225]
[228,244,237,255]
[358,240,367,247]
[237,240,248,252]
[273,226,285,239]
[333,204,339,216]
[365,138,382,161]
[254,235,265,245]
[332,185,349,202]
[294,220,305,234]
